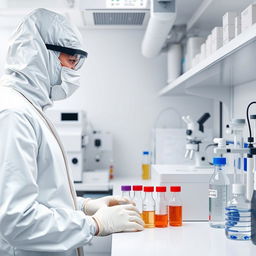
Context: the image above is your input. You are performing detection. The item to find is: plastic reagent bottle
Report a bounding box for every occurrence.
[209,157,230,228]
[169,186,182,226]
[155,186,168,228]
[142,151,151,180]
[225,184,251,240]
[121,185,132,201]
[142,186,155,228]
[132,185,143,216]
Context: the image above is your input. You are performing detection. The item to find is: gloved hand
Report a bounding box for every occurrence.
[83,196,135,216]
[92,204,144,236]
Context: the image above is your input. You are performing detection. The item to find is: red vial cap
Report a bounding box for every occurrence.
[156,186,166,192]
[170,186,181,192]
[144,186,154,192]
[133,185,143,191]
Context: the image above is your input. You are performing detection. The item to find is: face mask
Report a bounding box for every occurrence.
[50,67,80,101]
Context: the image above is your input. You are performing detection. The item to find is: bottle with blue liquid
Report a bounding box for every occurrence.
[225,184,251,240]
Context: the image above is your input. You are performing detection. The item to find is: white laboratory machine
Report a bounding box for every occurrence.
[81,130,113,191]
[46,110,87,183]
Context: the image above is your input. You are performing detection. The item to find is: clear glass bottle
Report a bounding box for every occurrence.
[252,182,256,245]
[169,186,182,226]
[155,186,168,228]
[225,184,251,240]
[142,151,151,180]
[142,186,155,228]
[209,157,230,228]
[132,185,143,216]
[121,185,132,201]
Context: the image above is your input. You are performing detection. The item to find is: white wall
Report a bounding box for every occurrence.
[0,26,214,177]
[233,81,256,138]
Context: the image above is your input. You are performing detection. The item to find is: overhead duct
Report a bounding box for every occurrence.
[142,0,176,58]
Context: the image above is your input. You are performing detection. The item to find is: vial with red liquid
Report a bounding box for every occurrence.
[155,186,168,228]
[169,186,182,226]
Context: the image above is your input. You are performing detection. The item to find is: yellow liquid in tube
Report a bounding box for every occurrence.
[142,164,150,180]
[142,211,155,228]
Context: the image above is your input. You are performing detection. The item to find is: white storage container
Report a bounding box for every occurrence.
[151,165,233,221]
[206,34,212,57]
[241,4,256,32]
[211,27,223,52]
[235,14,242,37]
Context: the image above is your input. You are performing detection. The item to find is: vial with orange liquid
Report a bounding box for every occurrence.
[142,186,155,228]
[142,151,151,180]
[155,186,168,228]
[169,186,182,226]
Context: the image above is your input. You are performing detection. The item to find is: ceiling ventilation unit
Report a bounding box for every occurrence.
[79,0,150,29]
[142,0,176,58]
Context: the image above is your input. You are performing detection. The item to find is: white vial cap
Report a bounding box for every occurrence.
[232,184,245,194]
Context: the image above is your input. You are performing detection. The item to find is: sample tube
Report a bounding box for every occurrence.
[169,186,182,226]
[155,186,168,228]
[142,151,151,180]
[132,185,143,216]
[121,185,132,202]
[142,186,155,228]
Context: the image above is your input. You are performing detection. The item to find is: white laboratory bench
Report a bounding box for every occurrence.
[111,222,256,256]
[110,174,256,256]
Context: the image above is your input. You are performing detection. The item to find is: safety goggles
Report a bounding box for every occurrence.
[45,44,88,70]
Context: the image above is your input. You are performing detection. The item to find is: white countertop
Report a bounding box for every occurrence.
[111,222,256,256]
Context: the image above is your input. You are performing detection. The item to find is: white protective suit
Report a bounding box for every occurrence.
[0,9,96,256]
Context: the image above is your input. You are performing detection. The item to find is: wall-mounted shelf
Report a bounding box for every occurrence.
[187,0,252,34]
[160,23,256,102]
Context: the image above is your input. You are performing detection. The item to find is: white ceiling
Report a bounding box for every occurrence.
[0,0,204,28]
[175,0,203,25]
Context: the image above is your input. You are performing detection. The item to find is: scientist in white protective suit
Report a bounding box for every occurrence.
[0,8,144,256]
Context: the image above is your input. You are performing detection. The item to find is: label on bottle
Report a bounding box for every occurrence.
[209,189,217,198]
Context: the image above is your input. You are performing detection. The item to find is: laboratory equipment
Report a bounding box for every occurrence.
[121,185,132,201]
[182,112,211,168]
[155,186,168,228]
[225,184,251,240]
[46,110,87,183]
[132,185,143,215]
[227,118,246,184]
[151,164,218,221]
[209,157,230,228]
[142,186,155,228]
[169,186,182,226]
[83,130,113,188]
[142,151,151,180]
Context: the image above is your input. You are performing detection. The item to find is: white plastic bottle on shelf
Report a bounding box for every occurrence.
[225,184,251,240]
[209,157,230,228]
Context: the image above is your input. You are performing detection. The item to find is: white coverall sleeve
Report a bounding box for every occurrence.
[0,110,96,252]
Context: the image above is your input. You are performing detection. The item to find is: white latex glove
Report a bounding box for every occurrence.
[92,204,144,236]
[83,196,135,216]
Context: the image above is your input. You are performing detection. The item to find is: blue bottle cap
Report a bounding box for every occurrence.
[213,157,226,166]
[143,151,149,155]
